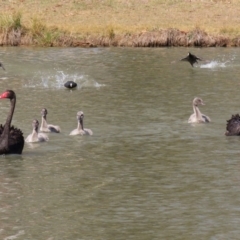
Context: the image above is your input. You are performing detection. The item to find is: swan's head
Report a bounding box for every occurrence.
[77,111,84,121]
[0,90,16,100]
[193,97,205,107]
[32,119,39,130]
[41,108,48,117]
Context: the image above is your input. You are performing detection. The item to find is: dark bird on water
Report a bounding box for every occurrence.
[0,90,24,154]
[180,52,203,67]
[64,81,77,89]
[225,114,240,136]
[0,62,5,71]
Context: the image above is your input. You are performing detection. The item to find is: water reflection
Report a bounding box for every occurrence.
[0,47,240,239]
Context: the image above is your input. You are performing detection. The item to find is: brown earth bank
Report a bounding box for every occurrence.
[1,27,240,47]
[1,0,240,47]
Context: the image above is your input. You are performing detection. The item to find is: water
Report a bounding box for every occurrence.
[0,46,240,239]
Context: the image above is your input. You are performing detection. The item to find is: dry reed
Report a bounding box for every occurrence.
[1,0,240,47]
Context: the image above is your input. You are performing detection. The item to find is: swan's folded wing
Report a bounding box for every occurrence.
[48,124,61,133]
[225,114,240,136]
[202,115,211,123]
[8,126,24,153]
[38,133,49,142]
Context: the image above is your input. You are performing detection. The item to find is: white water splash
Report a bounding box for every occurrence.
[200,60,228,69]
[200,54,236,69]
[24,71,105,89]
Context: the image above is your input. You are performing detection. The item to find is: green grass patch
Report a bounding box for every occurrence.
[0,12,22,31]
[219,27,240,37]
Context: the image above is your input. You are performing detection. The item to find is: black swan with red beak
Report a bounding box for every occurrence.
[0,90,24,154]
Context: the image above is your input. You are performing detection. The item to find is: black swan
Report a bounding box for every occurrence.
[0,62,5,71]
[64,81,77,89]
[225,114,240,136]
[70,111,93,135]
[25,119,49,142]
[188,97,211,123]
[0,90,24,154]
[181,52,203,67]
[40,108,61,133]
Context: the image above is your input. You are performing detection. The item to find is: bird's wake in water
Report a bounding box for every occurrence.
[24,70,105,89]
[200,55,236,69]
[200,60,228,69]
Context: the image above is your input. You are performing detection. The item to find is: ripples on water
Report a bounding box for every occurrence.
[1,47,240,239]
[24,70,105,89]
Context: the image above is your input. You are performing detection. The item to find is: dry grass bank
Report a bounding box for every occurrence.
[0,0,240,47]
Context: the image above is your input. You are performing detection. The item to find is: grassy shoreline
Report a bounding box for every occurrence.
[1,0,240,47]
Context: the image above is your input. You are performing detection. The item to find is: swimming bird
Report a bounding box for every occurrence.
[188,97,211,123]
[70,111,93,136]
[181,52,203,67]
[64,81,77,89]
[0,90,24,154]
[40,108,61,133]
[26,119,49,142]
[225,114,240,136]
[0,62,5,71]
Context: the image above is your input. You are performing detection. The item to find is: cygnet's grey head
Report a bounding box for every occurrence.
[41,108,48,116]
[193,97,205,107]
[32,119,39,130]
[77,111,84,121]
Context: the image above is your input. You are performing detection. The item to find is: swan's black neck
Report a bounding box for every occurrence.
[1,97,16,148]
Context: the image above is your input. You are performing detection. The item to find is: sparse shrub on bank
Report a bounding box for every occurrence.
[1,0,240,47]
[0,12,238,47]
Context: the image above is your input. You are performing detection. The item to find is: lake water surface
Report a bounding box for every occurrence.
[1,47,240,239]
